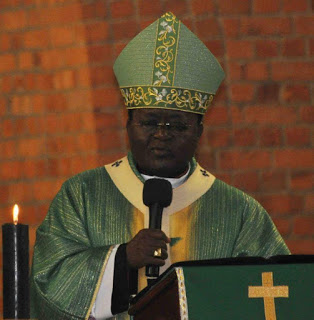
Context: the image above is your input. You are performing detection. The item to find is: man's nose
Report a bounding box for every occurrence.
[153,124,172,138]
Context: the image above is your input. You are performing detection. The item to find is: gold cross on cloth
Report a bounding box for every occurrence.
[248,272,289,320]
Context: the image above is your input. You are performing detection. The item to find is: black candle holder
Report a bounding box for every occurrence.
[2,224,30,319]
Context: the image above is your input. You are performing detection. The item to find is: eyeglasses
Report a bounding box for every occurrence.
[131,120,194,134]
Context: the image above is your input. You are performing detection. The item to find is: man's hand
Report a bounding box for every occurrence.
[126,229,171,269]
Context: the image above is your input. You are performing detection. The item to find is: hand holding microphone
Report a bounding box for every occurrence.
[125,179,172,279]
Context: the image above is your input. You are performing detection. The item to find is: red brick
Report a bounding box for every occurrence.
[0,34,10,52]
[286,239,314,254]
[300,106,314,123]
[35,73,54,91]
[226,40,254,59]
[195,19,221,39]
[229,62,245,80]
[207,128,230,147]
[260,194,303,215]
[11,33,24,50]
[40,50,65,69]
[164,0,188,15]
[28,4,82,26]
[261,171,287,191]
[233,127,256,146]
[24,29,50,49]
[50,26,74,47]
[92,87,121,108]
[259,127,282,146]
[257,84,280,102]
[46,136,78,155]
[88,66,116,87]
[88,45,112,63]
[32,95,46,114]
[272,217,291,236]
[77,133,98,151]
[53,70,75,90]
[219,151,272,170]
[310,38,314,55]
[196,150,216,171]
[304,193,314,213]
[1,119,15,138]
[233,171,259,192]
[253,0,280,13]
[245,106,297,124]
[204,106,228,125]
[67,90,91,111]
[281,85,310,102]
[223,18,240,37]
[291,171,314,190]
[218,0,250,14]
[113,20,138,40]
[81,1,107,20]
[33,179,63,201]
[23,159,47,179]
[275,150,314,168]
[245,62,268,80]
[65,47,90,66]
[0,54,15,73]
[0,98,6,116]
[192,0,215,15]
[285,127,311,146]
[295,16,314,35]
[231,83,255,102]
[283,38,305,56]
[0,10,27,30]
[0,140,16,159]
[240,17,291,36]
[94,112,120,131]
[0,160,22,180]
[46,93,68,112]
[8,182,34,203]
[283,0,308,12]
[204,40,224,57]
[11,95,33,115]
[110,0,134,18]
[139,19,156,30]
[18,137,45,158]
[18,52,34,70]
[139,0,162,15]
[294,216,314,235]
[84,21,110,43]
[98,130,123,150]
[255,40,278,57]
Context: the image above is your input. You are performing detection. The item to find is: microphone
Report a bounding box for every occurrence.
[143,178,172,282]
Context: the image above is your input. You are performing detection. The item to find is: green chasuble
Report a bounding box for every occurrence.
[30,153,290,320]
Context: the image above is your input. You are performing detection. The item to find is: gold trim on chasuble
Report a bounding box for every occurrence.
[175,267,189,320]
[105,156,215,292]
[85,246,115,320]
[120,12,215,115]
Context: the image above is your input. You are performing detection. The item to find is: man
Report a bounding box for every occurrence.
[30,12,289,320]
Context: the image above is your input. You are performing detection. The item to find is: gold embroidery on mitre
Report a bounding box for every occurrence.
[152,12,180,86]
[120,86,214,115]
[248,272,289,320]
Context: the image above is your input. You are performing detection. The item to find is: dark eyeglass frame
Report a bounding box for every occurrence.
[131,120,197,134]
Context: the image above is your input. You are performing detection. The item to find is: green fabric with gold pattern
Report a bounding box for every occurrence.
[113,12,225,115]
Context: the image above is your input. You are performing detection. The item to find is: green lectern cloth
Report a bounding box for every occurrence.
[174,262,313,320]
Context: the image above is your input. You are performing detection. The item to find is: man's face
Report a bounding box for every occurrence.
[127,109,203,178]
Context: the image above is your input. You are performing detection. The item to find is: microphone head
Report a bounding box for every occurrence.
[143,178,173,208]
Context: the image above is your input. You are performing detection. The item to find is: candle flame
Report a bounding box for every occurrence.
[13,204,19,225]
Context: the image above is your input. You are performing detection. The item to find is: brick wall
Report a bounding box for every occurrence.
[0,0,313,314]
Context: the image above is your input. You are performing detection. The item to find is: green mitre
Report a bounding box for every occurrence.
[113,12,225,115]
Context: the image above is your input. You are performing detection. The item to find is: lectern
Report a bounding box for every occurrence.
[129,256,314,320]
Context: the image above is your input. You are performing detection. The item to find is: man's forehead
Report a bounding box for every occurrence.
[132,108,196,120]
